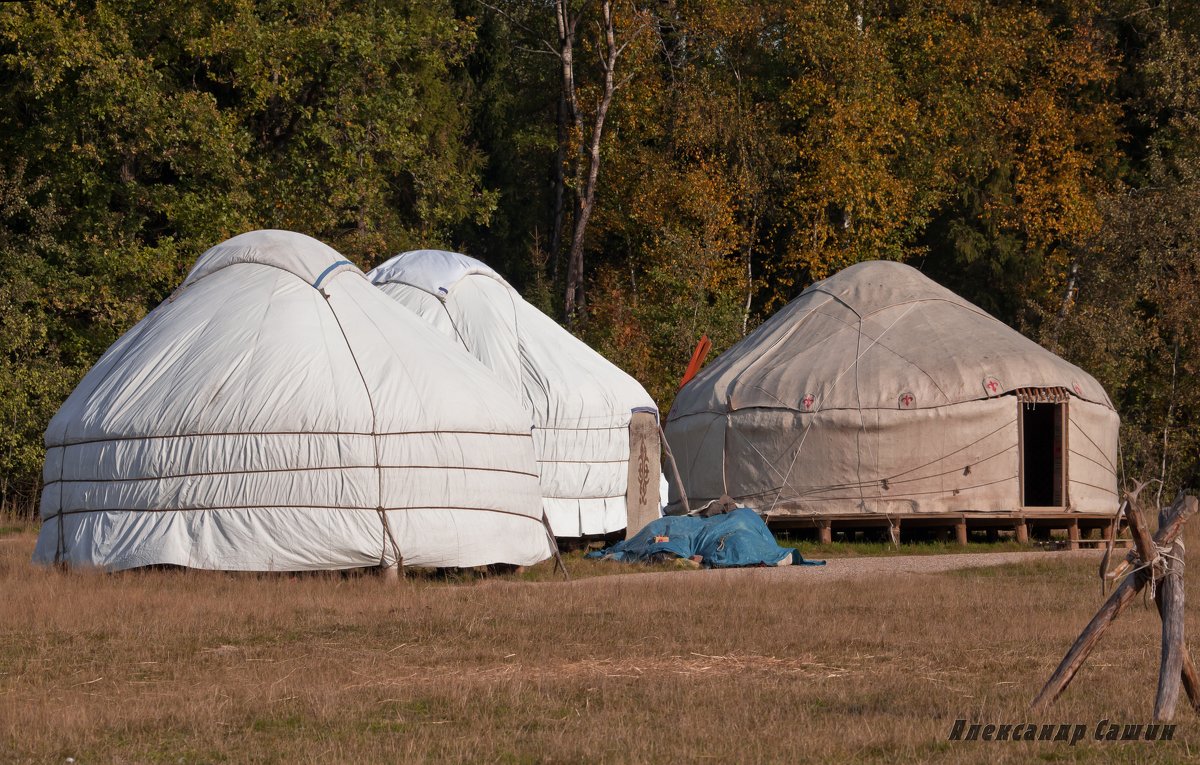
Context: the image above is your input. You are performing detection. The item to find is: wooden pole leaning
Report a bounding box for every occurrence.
[1031,491,1197,720]
[1157,582,1200,713]
[541,512,570,582]
[658,425,691,516]
[1029,562,1145,711]
[1154,536,1186,719]
[1153,497,1195,717]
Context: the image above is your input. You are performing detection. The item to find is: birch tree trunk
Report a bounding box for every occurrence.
[550,0,579,274]
[564,0,621,324]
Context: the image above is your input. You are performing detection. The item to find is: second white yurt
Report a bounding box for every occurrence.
[665,260,1120,531]
[34,230,551,572]
[367,250,660,538]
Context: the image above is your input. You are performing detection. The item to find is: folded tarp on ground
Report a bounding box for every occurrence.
[586,508,825,568]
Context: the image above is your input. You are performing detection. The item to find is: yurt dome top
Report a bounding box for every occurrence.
[367,248,509,299]
[368,249,658,420]
[182,229,358,290]
[671,260,1113,418]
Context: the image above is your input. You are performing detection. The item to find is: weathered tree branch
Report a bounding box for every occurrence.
[1153,538,1185,720]
[1031,493,1197,711]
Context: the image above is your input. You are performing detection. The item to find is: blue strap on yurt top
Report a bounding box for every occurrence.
[313,260,353,290]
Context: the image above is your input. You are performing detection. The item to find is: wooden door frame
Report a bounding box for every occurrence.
[1060,401,1070,510]
[1018,398,1070,510]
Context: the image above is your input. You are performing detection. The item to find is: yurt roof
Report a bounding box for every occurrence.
[671,260,1113,417]
[367,249,658,539]
[367,249,658,418]
[367,248,508,300]
[182,229,358,290]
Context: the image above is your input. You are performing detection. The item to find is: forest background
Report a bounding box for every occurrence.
[1,0,1198,513]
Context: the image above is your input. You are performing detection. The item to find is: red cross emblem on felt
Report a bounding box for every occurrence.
[802,394,815,411]
[983,376,1002,396]
[898,392,915,409]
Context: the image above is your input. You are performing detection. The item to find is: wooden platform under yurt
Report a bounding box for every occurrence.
[765,509,1127,549]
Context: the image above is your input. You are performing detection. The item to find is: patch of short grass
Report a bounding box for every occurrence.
[0,509,35,537]
[3,527,1196,764]
[517,549,685,581]
[402,534,1052,586]
[399,549,683,585]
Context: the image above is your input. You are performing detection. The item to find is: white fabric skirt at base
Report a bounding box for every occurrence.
[33,506,552,572]
[542,496,627,538]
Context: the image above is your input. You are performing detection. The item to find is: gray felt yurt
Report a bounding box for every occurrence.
[664,261,1119,531]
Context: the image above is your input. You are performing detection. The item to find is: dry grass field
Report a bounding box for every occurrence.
[2,517,1198,764]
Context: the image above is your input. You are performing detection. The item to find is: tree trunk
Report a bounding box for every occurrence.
[742,213,757,336]
[551,0,579,280]
[551,95,567,281]
[564,0,620,325]
[1154,540,1186,721]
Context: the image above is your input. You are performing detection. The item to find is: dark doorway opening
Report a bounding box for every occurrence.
[1022,402,1065,507]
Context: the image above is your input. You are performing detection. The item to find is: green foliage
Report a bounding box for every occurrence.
[562,0,1121,410]
[3,0,1200,510]
[451,0,560,285]
[0,160,77,509]
[1048,186,1200,492]
[0,0,489,510]
[1045,2,1200,494]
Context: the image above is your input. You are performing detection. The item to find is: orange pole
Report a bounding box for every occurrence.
[678,335,712,390]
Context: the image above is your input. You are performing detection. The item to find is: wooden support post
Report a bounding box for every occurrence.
[1031,565,1145,710]
[1016,521,1029,544]
[818,521,832,545]
[382,564,399,582]
[889,521,900,547]
[658,425,690,516]
[1151,497,1200,714]
[1106,490,1182,587]
[1032,494,1198,711]
[955,520,968,546]
[1180,649,1200,713]
[1127,485,1158,565]
[541,512,570,582]
[1154,540,1186,721]
[1067,520,1080,551]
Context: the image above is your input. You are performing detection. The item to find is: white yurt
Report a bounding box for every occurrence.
[367,250,660,538]
[34,230,552,572]
[665,260,1120,520]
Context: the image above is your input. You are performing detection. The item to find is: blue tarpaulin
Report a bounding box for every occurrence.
[587,508,825,568]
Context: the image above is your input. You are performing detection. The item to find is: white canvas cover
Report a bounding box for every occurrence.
[665,260,1120,517]
[34,230,551,571]
[368,250,659,537]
